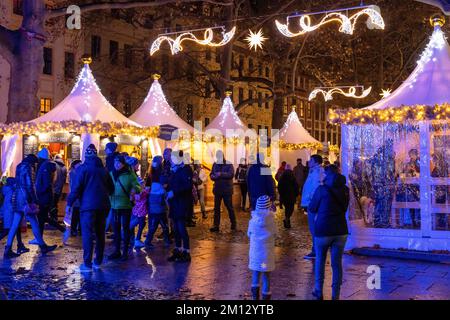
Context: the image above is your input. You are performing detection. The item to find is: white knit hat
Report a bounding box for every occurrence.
[256,195,271,210]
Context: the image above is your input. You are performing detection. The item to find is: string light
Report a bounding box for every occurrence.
[150,26,236,56]
[245,29,267,51]
[276,5,384,38]
[309,86,372,101]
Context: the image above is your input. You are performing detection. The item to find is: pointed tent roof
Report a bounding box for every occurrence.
[367,23,450,110]
[279,108,320,145]
[129,75,194,132]
[205,93,249,138]
[33,60,139,126]
[330,17,450,124]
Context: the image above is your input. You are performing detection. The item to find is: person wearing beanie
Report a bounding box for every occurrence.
[247,195,276,301]
[105,142,118,172]
[108,154,141,261]
[66,144,114,272]
[4,155,57,259]
[34,148,66,244]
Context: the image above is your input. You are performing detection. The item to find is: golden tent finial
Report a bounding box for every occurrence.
[225,90,232,97]
[152,73,161,80]
[430,14,445,27]
[81,54,92,65]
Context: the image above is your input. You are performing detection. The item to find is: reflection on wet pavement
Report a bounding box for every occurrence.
[1,208,449,300]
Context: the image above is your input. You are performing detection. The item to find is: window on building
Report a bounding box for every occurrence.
[13,0,23,15]
[292,97,297,106]
[205,117,210,127]
[64,52,75,79]
[205,80,211,98]
[124,44,132,68]
[91,36,102,59]
[265,67,270,77]
[40,98,52,116]
[43,47,52,75]
[320,131,325,141]
[283,105,288,114]
[239,88,244,103]
[239,55,244,70]
[315,105,320,120]
[258,63,263,76]
[249,58,254,72]
[265,94,270,109]
[123,94,131,116]
[248,123,253,129]
[215,48,221,64]
[258,92,262,108]
[109,40,118,65]
[206,49,211,61]
[248,89,253,104]
[187,104,194,125]
[307,102,311,118]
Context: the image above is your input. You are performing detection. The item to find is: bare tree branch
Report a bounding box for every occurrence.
[47,0,233,19]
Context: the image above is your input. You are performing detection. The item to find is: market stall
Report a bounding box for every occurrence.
[329,16,450,251]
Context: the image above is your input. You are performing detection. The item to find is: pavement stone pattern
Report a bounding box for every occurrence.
[0,207,449,300]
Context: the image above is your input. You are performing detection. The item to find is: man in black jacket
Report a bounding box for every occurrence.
[209,150,236,232]
[66,144,114,272]
[52,154,67,221]
[247,153,275,210]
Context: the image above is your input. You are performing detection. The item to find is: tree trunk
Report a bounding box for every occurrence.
[271,66,286,130]
[7,0,46,123]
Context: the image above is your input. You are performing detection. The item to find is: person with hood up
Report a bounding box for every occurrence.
[66,144,114,272]
[32,148,65,244]
[52,154,67,221]
[4,154,57,258]
[308,165,349,300]
[247,153,275,211]
[248,195,276,301]
[166,150,193,263]
[108,154,141,261]
[277,164,299,229]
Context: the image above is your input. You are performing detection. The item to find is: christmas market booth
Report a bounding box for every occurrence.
[273,107,322,168]
[0,57,158,177]
[329,17,450,252]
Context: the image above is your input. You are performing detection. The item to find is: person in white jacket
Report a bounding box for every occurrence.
[301,154,324,260]
[248,195,276,300]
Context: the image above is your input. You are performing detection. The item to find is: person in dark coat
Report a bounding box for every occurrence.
[247,153,275,210]
[68,160,82,236]
[104,142,119,234]
[235,158,249,211]
[34,148,65,239]
[308,165,349,300]
[209,150,236,233]
[277,164,299,229]
[4,155,57,258]
[52,154,68,221]
[66,144,114,272]
[166,150,193,263]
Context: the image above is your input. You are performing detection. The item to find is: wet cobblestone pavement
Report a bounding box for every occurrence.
[1,208,449,300]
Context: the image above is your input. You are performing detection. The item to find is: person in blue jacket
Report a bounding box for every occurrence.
[247,153,275,210]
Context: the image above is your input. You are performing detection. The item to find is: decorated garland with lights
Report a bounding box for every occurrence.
[278,140,323,150]
[0,121,159,137]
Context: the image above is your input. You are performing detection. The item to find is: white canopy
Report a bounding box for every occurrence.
[33,62,139,126]
[367,24,450,110]
[205,94,249,137]
[129,76,194,132]
[279,108,320,145]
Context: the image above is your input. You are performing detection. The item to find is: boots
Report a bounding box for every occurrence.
[17,243,30,255]
[3,246,20,259]
[167,248,182,262]
[251,286,260,300]
[40,244,57,255]
[262,292,272,300]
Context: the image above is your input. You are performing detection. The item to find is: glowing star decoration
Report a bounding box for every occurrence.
[380,89,392,99]
[150,26,236,56]
[309,86,372,102]
[245,29,267,51]
[276,5,384,38]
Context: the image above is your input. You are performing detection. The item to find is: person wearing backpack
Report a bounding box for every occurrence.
[308,164,350,300]
[108,155,141,261]
[235,158,248,211]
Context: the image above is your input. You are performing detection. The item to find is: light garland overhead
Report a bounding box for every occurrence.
[309,86,372,101]
[275,5,384,38]
[245,29,267,51]
[150,26,236,56]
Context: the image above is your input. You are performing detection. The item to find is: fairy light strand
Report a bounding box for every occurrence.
[309,86,372,101]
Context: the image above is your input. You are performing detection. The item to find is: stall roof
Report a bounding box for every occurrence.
[32,62,140,126]
[279,108,320,145]
[129,76,194,132]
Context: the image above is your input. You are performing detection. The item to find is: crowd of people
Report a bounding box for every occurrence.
[0,143,349,300]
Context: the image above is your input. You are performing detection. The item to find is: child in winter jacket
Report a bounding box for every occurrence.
[0,178,29,254]
[145,156,170,248]
[130,179,150,249]
[248,195,276,301]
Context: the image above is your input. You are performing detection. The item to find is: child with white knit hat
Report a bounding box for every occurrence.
[247,195,276,300]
